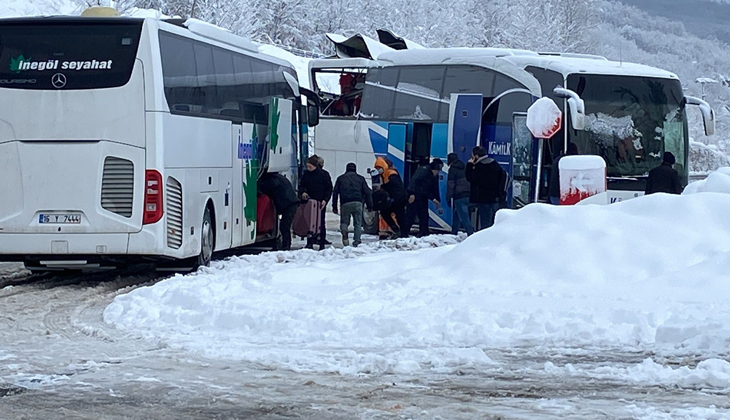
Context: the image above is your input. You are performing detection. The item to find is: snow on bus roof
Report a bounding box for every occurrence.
[310,48,543,96]
[505,54,678,79]
[311,47,677,81]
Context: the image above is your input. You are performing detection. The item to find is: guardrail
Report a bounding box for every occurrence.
[689,173,709,183]
[271,44,327,59]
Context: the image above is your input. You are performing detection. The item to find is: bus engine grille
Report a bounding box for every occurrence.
[166,177,183,249]
[101,157,134,218]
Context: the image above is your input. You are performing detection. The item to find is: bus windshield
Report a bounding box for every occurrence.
[0,20,142,90]
[567,74,688,181]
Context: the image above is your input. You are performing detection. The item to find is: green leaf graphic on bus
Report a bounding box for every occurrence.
[243,161,259,240]
[9,55,28,73]
[242,124,260,240]
[269,98,280,152]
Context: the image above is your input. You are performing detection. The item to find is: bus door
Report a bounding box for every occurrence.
[387,123,407,176]
[267,98,296,174]
[511,113,533,208]
[234,122,261,247]
[447,94,482,230]
[408,123,432,180]
[448,94,482,164]
[429,122,450,230]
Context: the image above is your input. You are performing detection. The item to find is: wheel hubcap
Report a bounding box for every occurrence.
[202,220,213,261]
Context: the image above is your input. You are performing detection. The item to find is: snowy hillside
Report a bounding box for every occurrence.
[0,0,78,17]
[3,0,730,171]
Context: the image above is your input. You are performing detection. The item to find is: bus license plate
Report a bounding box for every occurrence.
[39,214,81,224]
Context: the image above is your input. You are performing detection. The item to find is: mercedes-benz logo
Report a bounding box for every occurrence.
[51,73,67,89]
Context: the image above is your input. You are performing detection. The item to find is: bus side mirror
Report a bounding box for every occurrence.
[686,95,716,136]
[307,104,320,127]
[300,87,321,127]
[553,87,585,131]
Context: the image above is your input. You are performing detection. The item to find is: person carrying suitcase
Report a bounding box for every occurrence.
[332,162,373,247]
[298,155,333,249]
[258,171,299,251]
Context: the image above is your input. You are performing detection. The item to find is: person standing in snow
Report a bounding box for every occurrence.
[447,153,473,236]
[645,152,683,195]
[332,162,373,247]
[403,160,442,237]
[258,171,299,251]
[299,155,333,249]
[548,142,579,205]
[466,146,506,231]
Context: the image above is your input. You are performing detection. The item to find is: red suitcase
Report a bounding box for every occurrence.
[256,194,276,235]
[292,199,322,238]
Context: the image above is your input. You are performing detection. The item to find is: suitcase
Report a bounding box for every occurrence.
[256,194,276,235]
[292,199,322,238]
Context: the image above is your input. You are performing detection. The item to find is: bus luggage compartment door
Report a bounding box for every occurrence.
[0,140,144,235]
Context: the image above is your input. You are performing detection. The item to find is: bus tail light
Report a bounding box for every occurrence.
[143,170,164,225]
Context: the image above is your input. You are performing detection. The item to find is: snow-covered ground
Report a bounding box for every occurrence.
[105,186,730,396]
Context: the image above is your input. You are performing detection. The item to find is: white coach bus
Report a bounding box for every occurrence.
[0,13,318,271]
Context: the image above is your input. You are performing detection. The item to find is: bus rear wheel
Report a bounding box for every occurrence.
[196,207,214,268]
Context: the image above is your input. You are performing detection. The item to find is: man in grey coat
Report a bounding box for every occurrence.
[332,162,373,247]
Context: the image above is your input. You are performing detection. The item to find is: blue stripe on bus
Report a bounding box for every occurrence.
[431,123,449,158]
[368,127,388,156]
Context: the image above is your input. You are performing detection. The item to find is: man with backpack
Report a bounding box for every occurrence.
[332,162,373,247]
[466,146,507,231]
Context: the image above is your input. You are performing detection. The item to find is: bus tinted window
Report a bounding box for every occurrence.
[393,66,445,121]
[442,66,495,99]
[0,20,142,90]
[361,68,396,119]
[159,31,296,121]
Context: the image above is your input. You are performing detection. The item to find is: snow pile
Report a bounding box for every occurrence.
[106,193,730,379]
[684,167,730,194]
[545,358,730,390]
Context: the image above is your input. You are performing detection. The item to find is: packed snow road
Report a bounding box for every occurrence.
[3,191,730,419]
[0,252,728,420]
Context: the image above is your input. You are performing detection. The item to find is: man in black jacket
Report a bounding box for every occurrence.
[466,146,506,231]
[299,155,333,249]
[403,160,442,237]
[447,153,473,235]
[258,172,299,250]
[645,152,683,195]
[332,162,373,247]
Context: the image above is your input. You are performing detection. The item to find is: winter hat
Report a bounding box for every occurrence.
[346,162,357,172]
[307,155,320,167]
[447,153,458,165]
[663,152,676,165]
